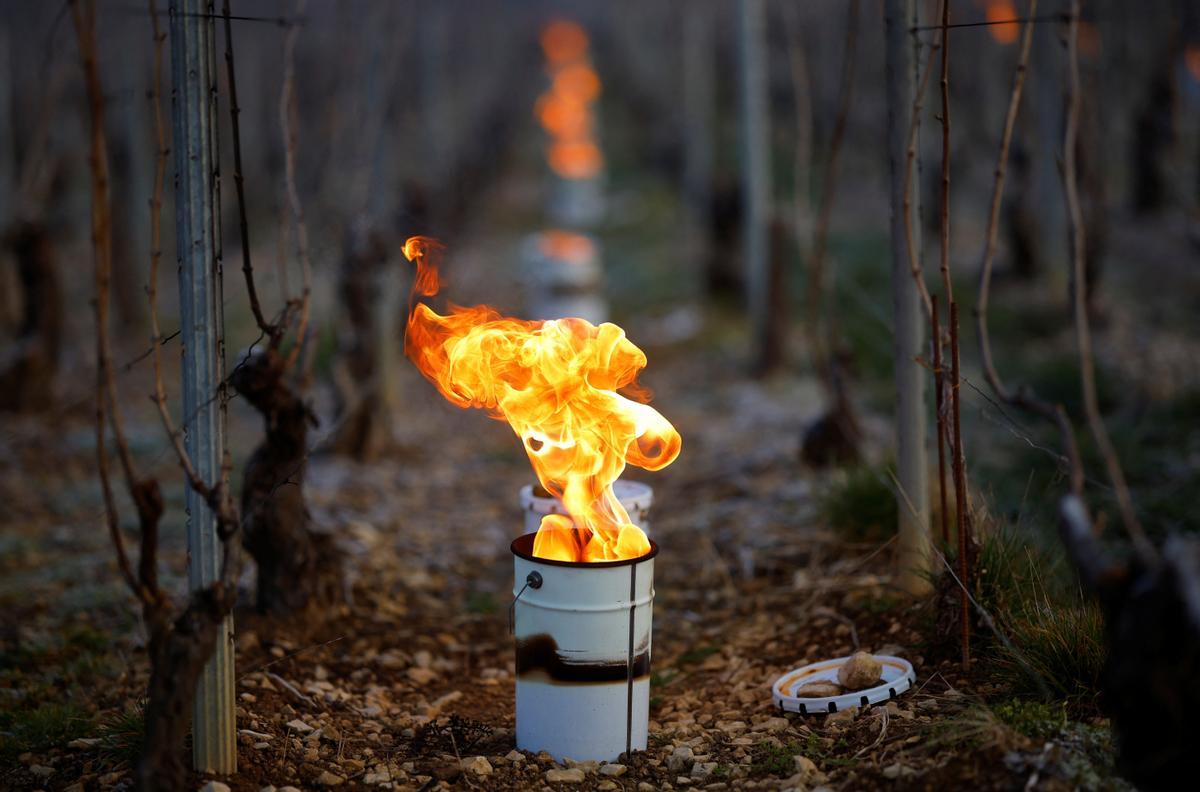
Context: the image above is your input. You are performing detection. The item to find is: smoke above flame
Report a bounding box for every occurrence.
[402,237,681,562]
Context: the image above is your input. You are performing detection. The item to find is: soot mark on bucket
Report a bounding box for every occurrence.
[517,634,650,683]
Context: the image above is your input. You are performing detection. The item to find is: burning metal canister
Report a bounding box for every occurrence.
[520,230,608,325]
[511,533,657,762]
[519,480,653,536]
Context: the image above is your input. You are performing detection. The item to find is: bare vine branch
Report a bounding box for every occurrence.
[280,0,312,373]
[1062,1,1154,563]
[971,0,1084,497]
[901,0,943,323]
[72,0,151,605]
[937,0,952,303]
[223,0,272,339]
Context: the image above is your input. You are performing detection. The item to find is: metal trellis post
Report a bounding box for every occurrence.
[884,0,932,595]
[169,0,236,773]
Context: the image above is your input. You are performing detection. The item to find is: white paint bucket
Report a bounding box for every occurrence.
[520,230,607,325]
[519,480,653,536]
[512,533,657,762]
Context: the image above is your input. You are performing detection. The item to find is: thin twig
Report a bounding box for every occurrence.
[223,0,272,339]
[901,0,944,322]
[932,296,949,547]
[1061,1,1155,565]
[937,0,952,304]
[971,0,1085,497]
[72,0,148,605]
[280,0,312,374]
[949,302,969,669]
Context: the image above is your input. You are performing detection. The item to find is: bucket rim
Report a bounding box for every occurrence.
[511,532,659,568]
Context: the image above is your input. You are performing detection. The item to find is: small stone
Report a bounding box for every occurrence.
[30,765,55,779]
[253,742,271,750]
[278,786,302,792]
[826,707,857,726]
[795,681,843,698]
[761,717,790,733]
[677,776,694,786]
[545,768,586,783]
[285,719,314,734]
[505,750,526,763]
[599,763,627,777]
[68,737,101,749]
[463,756,493,776]
[638,784,656,792]
[413,650,433,668]
[793,755,818,777]
[240,692,257,703]
[883,763,904,779]
[837,651,883,690]
[314,770,345,786]
[258,787,276,792]
[564,758,598,773]
[691,762,718,781]
[597,783,618,791]
[668,744,696,773]
[407,667,438,685]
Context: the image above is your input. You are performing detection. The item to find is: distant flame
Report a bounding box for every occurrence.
[539,230,595,263]
[985,0,1019,45]
[402,237,681,562]
[537,19,604,180]
[1188,46,1200,84]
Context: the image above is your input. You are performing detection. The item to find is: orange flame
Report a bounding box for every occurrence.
[985,0,1019,45]
[1188,46,1200,84]
[540,19,590,67]
[402,237,681,563]
[537,19,604,180]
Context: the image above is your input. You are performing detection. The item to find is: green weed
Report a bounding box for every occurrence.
[820,465,897,543]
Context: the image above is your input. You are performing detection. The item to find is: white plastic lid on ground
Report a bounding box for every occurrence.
[771,654,916,715]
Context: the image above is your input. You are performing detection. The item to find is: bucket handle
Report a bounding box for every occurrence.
[508,571,543,634]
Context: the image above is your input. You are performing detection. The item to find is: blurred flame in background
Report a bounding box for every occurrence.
[1188,46,1200,84]
[536,19,604,180]
[402,237,681,562]
[538,229,596,264]
[985,0,1019,45]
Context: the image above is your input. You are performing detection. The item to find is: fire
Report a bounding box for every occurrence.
[984,0,1019,45]
[402,237,681,563]
[536,19,604,181]
[1188,46,1200,84]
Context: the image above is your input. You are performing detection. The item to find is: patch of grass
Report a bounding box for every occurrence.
[751,740,800,777]
[752,735,854,777]
[0,703,94,765]
[464,590,497,615]
[820,465,897,543]
[96,702,145,770]
[677,646,721,666]
[991,698,1068,740]
[974,523,1106,711]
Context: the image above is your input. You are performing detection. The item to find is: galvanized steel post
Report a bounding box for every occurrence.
[169,0,236,773]
[738,0,771,370]
[884,0,932,595]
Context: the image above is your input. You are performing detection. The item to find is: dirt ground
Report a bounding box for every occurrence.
[0,314,1124,791]
[2,141,1170,792]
